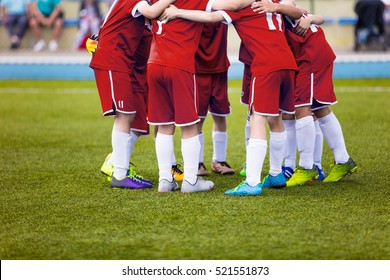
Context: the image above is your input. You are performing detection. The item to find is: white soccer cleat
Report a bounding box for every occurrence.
[181,177,214,193]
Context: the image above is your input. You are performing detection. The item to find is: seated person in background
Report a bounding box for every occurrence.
[72,0,101,50]
[105,0,115,9]
[29,0,64,52]
[0,0,33,49]
[354,0,386,46]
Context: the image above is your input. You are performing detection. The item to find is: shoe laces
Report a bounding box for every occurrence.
[129,162,144,179]
[126,169,142,183]
[218,161,232,168]
[172,164,183,175]
[232,180,247,192]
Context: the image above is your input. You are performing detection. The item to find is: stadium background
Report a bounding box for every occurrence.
[1,0,390,80]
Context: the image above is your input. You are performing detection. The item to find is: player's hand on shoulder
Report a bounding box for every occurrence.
[295,17,310,36]
[159,4,179,22]
[251,0,278,14]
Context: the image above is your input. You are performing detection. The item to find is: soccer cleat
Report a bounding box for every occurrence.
[239,162,246,177]
[282,165,295,179]
[158,179,179,192]
[261,173,286,189]
[224,181,262,196]
[110,174,152,189]
[323,157,357,183]
[315,165,326,181]
[171,164,184,181]
[286,165,318,187]
[181,177,214,193]
[212,161,235,175]
[129,164,153,187]
[100,153,152,186]
[197,162,208,176]
[100,153,114,177]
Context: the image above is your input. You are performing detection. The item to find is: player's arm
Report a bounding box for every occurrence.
[211,0,256,11]
[251,0,303,20]
[295,14,324,36]
[137,0,176,19]
[160,5,224,23]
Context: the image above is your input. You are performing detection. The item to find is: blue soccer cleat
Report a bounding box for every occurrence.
[225,181,262,196]
[315,165,326,181]
[282,165,294,179]
[261,173,287,189]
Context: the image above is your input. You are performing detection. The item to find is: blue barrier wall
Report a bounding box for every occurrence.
[1,55,390,80]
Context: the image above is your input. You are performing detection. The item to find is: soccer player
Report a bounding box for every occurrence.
[98,24,154,187]
[147,0,226,193]
[160,0,302,195]
[195,22,235,176]
[253,0,357,185]
[88,0,176,189]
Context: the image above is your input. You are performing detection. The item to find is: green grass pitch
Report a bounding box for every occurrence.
[0,79,389,260]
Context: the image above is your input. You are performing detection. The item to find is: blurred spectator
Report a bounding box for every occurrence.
[105,0,115,9]
[29,0,64,52]
[383,0,390,23]
[354,0,386,50]
[0,0,33,49]
[72,0,101,50]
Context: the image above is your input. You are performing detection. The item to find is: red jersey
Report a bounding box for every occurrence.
[195,22,230,74]
[90,0,146,73]
[238,42,253,66]
[148,0,208,73]
[284,14,336,73]
[221,3,297,76]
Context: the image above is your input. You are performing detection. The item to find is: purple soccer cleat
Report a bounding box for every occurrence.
[110,175,152,189]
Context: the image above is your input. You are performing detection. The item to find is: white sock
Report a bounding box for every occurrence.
[296,116,315,169]
[269,131,287,176]
[111,130,131,179]
[245,116,250,148]
[314,120,323,169]
[129,131,139,161]
[318,112,349,164]
[199,132,204,163]
[156,133,174,181]
[171,151,177,166]
[283,119,297,169]
[182,135,200,184]
[212,131,227,162]
[246,139,267,186]
[109,130,138,166]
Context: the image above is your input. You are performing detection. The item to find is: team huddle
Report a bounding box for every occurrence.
[87,0,357,196]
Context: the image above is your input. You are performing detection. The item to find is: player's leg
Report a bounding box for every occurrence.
[211,115,235,175]
[147,64,179,191]
[261,114,288,189]
[285,72,318,186]
[153,125,184,182]
[168,69,213,193]
[281,113,296,178]
[180,124,214,193]
[314,107,357,182]
[207,72,234,175]
[225,75,270,196]
[286,106,318,187]
[155,124,179,192]
[225,111,265,196]
[239,64,252,177]
[311,65,357,182]
[197,118,208,176]
[313,117,325,180]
